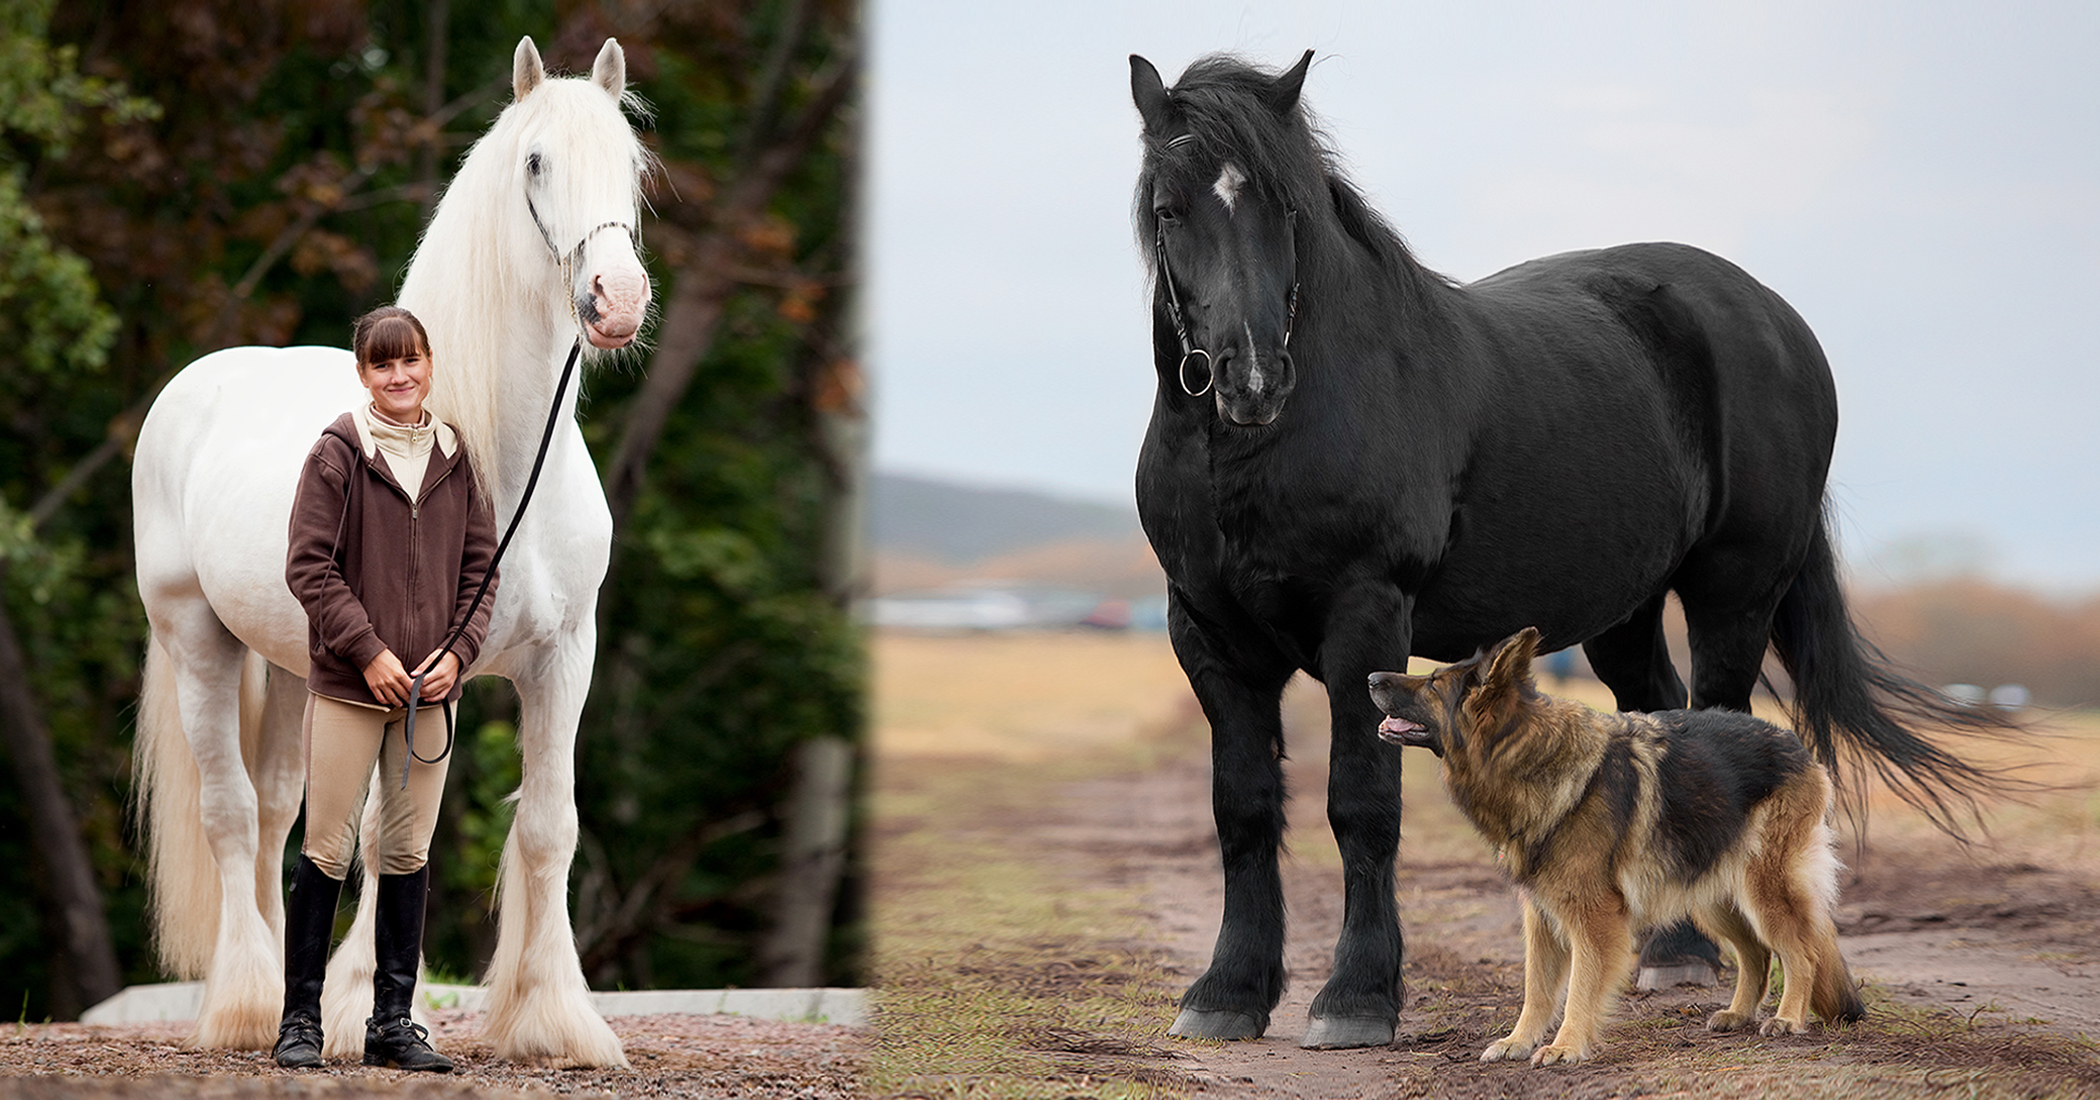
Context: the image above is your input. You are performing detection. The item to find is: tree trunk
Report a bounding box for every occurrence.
[0,565,122,1017]
[757,736,854,987]
[601,49,858,534]
[416,0,450,225]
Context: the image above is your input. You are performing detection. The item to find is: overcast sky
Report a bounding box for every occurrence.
[865,1,2099,590]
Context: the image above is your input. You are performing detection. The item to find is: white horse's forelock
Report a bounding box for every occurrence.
[403,73,651,505]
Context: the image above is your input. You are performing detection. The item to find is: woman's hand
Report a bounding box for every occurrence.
[363,649,413,706]
[413,651,463,700]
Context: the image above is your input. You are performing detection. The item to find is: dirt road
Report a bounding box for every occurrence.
[1052,684,2100,1097]
[871,633,2100,1099]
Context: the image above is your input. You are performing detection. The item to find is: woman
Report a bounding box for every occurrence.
[275,305,498,1071]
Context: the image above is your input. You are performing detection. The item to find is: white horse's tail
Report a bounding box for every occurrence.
[134,632,268,979]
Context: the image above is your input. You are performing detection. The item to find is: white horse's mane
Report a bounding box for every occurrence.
[402,74,649,503]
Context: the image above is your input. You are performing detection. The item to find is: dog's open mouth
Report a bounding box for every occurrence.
[1377,715,1441,756]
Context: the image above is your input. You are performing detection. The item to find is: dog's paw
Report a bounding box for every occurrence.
[1530,1043,1591,1066]
[1480,1037,1535,1062]
[1759,1015,1810,1037]
[1705,1009,1757,1032]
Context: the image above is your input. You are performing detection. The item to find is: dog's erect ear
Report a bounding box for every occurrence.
[1131,55,1173,136]
[1264,50,1313,116]
[1483,627,1542,696]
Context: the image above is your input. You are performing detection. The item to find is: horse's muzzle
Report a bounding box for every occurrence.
[1212,346,1294,427]
[578,269,649,349]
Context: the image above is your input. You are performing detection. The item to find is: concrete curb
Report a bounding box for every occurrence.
[80,983,867,1028]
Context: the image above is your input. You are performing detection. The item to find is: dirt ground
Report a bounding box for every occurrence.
[871,632,2100,1099]
[1066,734,2100,1091]
[1061,726,2100,1097]
[0,1008,862,1098]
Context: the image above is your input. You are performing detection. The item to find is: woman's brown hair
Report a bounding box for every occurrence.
[351,306,433,368]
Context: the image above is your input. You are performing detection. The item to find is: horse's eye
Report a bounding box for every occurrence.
[527,152,544,176]
[1155,206,1181,227]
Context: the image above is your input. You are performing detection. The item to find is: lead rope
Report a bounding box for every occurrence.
[398,336,584,789]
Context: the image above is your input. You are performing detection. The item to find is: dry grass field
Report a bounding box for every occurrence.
[866,628,2100,1098]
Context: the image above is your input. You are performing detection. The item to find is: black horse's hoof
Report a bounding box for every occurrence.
[1169,1008,1265,1040]
[1300,1015,1395,1049]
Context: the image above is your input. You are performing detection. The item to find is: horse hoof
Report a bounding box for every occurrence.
[1635,962,1716,990]
[1169,1009,1264,1041]
[1300,1015,1395,1049]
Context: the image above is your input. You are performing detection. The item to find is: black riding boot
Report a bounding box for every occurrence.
[363,864,453,1072]
[273,855,343,1068]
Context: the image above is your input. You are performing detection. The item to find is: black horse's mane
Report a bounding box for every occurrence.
[1136,53,1453,307]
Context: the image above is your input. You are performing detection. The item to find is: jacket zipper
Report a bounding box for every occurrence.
[407,461,456,674]
[370,443,458,684]
[405,482,420,666]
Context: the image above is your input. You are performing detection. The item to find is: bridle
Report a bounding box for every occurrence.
[526,189,637,317]
[1150,164,1300,399]
[395,192,632,787]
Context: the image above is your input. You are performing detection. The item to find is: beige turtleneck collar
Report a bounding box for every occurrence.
[351,404,456,499]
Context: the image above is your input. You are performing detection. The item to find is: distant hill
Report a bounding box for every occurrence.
[869,472,1142,564]
[867,472,1163,599]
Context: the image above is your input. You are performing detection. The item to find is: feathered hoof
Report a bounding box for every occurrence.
[1299,1014,1395,1049]
[189,947,284,1052]
[485,994,628,1068]
[320,978,376,1060]
[189,986,283,1051]
[1168,1008,1264,1041]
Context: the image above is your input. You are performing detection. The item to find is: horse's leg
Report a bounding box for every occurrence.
[161,611,281,1049]
[251,665,309,956]
[1672,542,1795,715]
[320,783,382,1059]
[1579,592,1687,712]
[1168,604,1295,1041]
[482,648,628,1067]
[1302,586,1410,1049]
[1580,593,1718,987]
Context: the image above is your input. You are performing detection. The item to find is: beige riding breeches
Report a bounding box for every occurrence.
[301,692,453,879]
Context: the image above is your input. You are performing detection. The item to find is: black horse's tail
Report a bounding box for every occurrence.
[1767,508,2019,836]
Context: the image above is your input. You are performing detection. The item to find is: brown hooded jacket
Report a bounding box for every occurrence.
[285,412,499,705]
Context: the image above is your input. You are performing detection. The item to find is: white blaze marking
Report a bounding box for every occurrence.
[1244,321,1263,394]
[1213,163,1247,213]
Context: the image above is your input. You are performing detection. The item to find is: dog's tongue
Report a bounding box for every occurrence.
[1378,716,1423,738]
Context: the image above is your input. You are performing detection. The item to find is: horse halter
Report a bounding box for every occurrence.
[525,190,638,318]
[1152,202,1300,400]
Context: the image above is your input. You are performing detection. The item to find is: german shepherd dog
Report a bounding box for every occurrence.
[1369,628,1864,1066]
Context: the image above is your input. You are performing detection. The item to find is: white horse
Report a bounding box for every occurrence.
[131,38,649,1067]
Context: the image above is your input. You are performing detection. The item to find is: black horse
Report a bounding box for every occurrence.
[1130,51,2001,1049]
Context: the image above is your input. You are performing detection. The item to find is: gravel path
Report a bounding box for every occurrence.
[0,1010,862,1098]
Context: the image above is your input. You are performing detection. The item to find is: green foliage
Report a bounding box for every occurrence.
[0,170,116,377]
[0,0,160,1021]
[0,0,157,155]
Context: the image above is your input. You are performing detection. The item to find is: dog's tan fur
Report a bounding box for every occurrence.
[1370,628,1862,1066]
